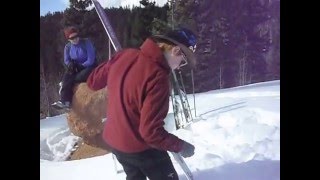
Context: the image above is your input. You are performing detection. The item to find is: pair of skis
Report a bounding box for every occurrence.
[171,70,194,130]
[91,1,193,179]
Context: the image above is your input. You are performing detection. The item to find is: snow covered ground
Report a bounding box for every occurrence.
[40,80,280,180]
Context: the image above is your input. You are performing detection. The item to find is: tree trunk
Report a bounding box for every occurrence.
[239,34,248,86]
[219,64,223,89]
[40,60,51,117]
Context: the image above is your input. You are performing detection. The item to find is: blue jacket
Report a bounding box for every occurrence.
[64,38,96,67]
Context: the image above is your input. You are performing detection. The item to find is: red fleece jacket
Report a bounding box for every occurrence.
[87,38,184,153]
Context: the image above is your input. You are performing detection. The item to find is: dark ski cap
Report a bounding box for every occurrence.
[152,27,197,69]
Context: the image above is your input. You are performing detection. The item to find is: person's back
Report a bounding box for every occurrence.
[93,39,180,153]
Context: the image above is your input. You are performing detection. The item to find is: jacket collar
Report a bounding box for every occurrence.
[140,38,171,72]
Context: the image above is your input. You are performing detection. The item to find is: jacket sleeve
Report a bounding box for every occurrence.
[139,71,184,153]
[64,44,71,66]
[82,39,96,67]
[86,52,120,91]
[86,60,110,91]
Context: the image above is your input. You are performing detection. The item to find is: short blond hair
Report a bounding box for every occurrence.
[157,42,175,52]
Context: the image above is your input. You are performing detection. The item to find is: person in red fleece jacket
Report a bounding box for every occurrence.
[87,27,197,180]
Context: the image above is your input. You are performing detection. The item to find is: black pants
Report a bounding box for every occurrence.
[112,148,179,180]
[60,65,96,103]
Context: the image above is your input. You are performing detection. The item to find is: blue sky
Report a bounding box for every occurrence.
[40,0,69,16]
[40,0,168,16]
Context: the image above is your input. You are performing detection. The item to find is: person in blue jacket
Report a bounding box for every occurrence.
[52,26,97,109]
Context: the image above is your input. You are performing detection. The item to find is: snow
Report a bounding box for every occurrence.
[40,80,280,180]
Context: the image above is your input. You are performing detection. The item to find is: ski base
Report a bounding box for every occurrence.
[171,152,193,180]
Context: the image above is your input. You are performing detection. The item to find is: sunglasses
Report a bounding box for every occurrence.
[68,35,79,40]
[179,51,188,68]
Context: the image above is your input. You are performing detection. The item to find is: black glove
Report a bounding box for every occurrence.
[67,61,76,73]
[76,64,85,71]
[179,141,195,158]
